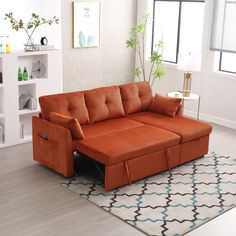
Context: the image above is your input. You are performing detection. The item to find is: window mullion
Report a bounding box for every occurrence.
[219,52,223,72]
[176,1,182,63]
[151,0,156,56]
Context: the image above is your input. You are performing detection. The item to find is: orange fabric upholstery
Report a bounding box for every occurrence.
[176,104,183,116]
[124,161,132,186]
[119,81,153,115]
[39,92,90,125]
[149,94,182,117]
[180,136,209,164]
[81,117,143,139]
[35,81,212,190]
[104,145,180,190]
[32,116,74,177]
[128,112,212,143]
[75,125,180,165]
[84,86,125,123]
[49,112,84,140]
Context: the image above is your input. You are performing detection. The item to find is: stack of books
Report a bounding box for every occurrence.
[36,45,54,51]
[19,94,37,110]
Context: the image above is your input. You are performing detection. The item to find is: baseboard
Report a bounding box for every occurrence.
[184,109,236,130]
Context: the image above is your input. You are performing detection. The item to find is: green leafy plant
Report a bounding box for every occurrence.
[5,12,59,48]
[126,14,165,88]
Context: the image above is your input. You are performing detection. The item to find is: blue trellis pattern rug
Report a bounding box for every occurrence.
[62,153,236,236]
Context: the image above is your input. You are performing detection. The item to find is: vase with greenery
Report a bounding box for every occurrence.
[5,12,59,51]
[126,14,165,88]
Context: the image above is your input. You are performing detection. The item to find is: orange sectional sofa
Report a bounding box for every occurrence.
[32,81,212,190]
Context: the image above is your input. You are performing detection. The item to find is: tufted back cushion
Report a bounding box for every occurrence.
[119,81,153,115]
[39,92,90,125]
[39,82,153,125]
[84,86,125,123]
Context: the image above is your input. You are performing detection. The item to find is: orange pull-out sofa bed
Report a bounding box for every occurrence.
[32,81,212,190]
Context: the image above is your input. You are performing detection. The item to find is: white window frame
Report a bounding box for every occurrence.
[148,0,236,80]
[151,0,205,64]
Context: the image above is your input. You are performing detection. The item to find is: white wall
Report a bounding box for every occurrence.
[61,0,137,91]
[0,0,61,50]
[37,0,62,49]
[137,0,236,129]
[1,0,136,92]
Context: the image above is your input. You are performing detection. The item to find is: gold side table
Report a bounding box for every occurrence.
[167,92,201,120]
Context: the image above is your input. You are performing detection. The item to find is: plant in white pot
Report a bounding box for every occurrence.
[126,14,165,88]
[5,12,59,51]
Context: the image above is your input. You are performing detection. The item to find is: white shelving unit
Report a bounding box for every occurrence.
[0,57,4,147]
[0,50,62,148]
[19,109,40,115]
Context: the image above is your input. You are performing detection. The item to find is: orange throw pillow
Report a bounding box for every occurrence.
[149,94,182,117]
[49,112,85,140]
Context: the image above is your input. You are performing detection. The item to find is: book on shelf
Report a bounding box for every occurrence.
[28,97,37,110]
[19,94,37,111]
[36,45,54,51]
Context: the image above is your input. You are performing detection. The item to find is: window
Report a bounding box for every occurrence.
[219,52,236,74]
[211,0,236,74]
[152,0,205,63]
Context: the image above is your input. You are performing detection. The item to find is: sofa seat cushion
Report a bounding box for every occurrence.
[128,112,212,143]
[81,117,144,139]
[75,125,180,165]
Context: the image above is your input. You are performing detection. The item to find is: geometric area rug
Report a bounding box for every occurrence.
[62,153,236,236]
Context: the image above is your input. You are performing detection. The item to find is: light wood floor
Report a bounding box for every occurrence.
[0,124,236,236]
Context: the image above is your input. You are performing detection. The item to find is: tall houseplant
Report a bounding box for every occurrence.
[5,12,59,51]
[126,14,165,88]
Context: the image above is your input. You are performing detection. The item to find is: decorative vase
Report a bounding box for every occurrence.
[24,36,37,51]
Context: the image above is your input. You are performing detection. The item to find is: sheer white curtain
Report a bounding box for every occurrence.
[210,0,236,53]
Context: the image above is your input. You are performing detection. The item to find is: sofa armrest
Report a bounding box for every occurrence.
[32,116,74,177]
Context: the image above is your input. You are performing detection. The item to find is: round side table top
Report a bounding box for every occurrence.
[167,92,200,100]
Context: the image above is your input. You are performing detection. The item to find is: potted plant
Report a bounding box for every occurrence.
[5,12,59,51]
[126,14,165,88]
